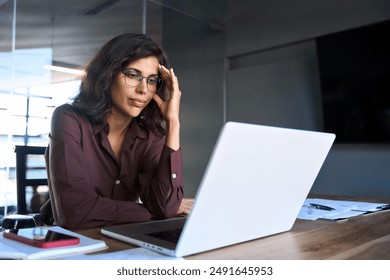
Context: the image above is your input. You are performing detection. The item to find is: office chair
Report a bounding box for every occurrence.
[14,145,48,214]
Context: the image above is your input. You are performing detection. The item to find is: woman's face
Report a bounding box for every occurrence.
[110,56,160,120]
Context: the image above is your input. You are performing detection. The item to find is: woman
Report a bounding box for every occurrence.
[43,33,193,229]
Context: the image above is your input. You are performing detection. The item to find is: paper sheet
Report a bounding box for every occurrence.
[58,247,183,260]
[298,198,390,221]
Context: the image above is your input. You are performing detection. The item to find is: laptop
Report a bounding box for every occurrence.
[101,122,335,257]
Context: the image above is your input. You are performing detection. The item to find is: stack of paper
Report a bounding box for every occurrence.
[59,247,183,260]
[298,198,390,221]
[0,226,107,259]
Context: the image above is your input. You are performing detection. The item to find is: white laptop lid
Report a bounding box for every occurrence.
[174,122,335,256]
[101,122,335,257]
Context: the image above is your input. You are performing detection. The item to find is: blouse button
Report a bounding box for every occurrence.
[115,180,120,185]
[172,173,177,179]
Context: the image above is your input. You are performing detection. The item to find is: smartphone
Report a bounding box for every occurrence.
[3,227,80,248]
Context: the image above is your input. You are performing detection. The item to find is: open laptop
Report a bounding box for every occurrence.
[101,122,335,257]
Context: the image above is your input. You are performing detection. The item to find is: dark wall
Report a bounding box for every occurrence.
[163,0,390,198]
[226,41,323,130]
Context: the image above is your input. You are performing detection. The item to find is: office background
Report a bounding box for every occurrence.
[1,0,390,212]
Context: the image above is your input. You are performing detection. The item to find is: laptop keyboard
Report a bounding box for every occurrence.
[146,228,182,243]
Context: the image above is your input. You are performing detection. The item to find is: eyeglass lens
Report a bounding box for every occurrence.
[122,69,164,92]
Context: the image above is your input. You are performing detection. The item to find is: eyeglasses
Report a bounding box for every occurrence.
[121,68,164,93]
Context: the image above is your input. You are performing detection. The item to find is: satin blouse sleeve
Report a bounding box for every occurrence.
[138,141,184,218]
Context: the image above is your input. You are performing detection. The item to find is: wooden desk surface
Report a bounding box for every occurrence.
[75,197,390,260]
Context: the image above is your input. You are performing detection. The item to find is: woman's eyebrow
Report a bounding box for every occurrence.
[124,67,140,73]
[125,67,159,77]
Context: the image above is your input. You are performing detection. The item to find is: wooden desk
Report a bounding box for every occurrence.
[75,197,390,260]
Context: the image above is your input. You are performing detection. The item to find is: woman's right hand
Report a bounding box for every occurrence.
[177,198,195,216]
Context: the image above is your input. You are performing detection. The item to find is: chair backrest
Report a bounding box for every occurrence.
[14,145,48,214]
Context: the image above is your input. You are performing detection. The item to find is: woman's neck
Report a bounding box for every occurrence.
[106,112,133,160]
[106,111,132,135]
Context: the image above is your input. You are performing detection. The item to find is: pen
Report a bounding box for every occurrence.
[308,203,335,211]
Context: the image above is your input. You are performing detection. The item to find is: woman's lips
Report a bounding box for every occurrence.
[129,98,146,107]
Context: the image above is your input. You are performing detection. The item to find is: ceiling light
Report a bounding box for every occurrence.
[44,64,85,76]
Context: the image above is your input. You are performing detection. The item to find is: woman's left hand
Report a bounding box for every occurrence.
[153,64,181,150]
[153,64,181,123]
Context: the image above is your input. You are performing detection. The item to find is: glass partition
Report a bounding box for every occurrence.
[0,0,227,213]
[0,0,17,216]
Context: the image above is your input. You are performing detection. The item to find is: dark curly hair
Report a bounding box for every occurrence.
[72,33,169,135]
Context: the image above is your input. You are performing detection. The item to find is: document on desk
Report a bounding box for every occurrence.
[0,226,107,259]
[59,247,183,260]
[298,198,390,221]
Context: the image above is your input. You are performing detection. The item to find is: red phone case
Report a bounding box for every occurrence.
[3,229,80,248]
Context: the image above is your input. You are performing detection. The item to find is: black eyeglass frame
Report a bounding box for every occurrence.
[121,68,164,93]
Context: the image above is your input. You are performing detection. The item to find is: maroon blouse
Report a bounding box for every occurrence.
[45,104,183,228]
